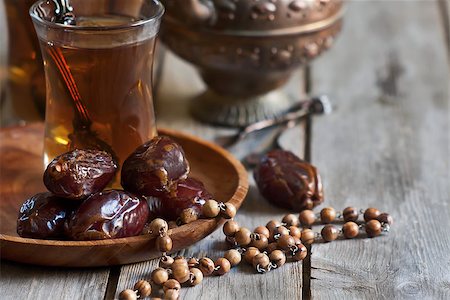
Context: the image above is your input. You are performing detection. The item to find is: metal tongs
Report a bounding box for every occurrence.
[216,95,333,148]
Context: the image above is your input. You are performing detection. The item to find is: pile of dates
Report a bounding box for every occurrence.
[17,136,213,240]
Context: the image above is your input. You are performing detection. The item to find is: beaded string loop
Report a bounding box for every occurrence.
[119,206,393,299]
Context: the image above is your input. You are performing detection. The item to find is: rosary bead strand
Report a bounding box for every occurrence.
[120,206,392,298]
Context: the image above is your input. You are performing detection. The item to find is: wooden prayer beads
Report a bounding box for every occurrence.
[119,206,392,299]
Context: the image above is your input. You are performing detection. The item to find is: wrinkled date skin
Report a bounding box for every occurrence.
[44,149,117,200]
[67,190,149,240]
[149,177,213,221]
[254,150,324,211]
[121,136,190,197]
[17,192,76,239]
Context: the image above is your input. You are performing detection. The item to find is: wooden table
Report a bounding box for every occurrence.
[1,1,449,299]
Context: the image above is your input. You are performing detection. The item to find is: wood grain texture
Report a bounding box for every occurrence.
[115,51,308,299]
[0,260,110,300]
[309,1,450,299]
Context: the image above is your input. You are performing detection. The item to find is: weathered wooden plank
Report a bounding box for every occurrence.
[115,50,308,299]
[309,1,450,299]
[0,261,110,300]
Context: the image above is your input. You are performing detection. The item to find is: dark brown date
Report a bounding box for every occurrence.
[148,177,213,221]
[254,150,323,211]
[67,190,149,240]
[121,136,190,197]
[44,149,117,200]
[17,192,76,239]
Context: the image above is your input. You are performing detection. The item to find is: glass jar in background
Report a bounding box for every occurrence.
[1,0,46,126]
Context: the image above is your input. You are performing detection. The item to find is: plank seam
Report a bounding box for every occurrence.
[103,266,121,300]
[302,65,313,300]
[437,0,450,61]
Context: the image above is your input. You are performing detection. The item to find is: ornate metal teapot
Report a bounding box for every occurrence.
[160,0,343,127]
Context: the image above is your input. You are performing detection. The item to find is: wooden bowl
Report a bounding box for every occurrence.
[0,123,248,267]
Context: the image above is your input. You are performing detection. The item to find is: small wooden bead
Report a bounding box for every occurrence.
[224,249,242,267]
[293,243,307,261]
[289,226,301,239]
[252,253,270,269]
[223,220,240,237]
[299,210,316,226]
[244,247,260,264]
[164,289,179,300]
[266,242,278,254]
[293,236,302,246]
[157,235,173,253]
[249,233,269,250]
[365,219,382,237]
[235,227,252,246]
[321,225,339,242]
[163,279,181,292]
[159,255,174,268]
[180,208,198,224]
[300,229,315,244]
[151,268,169,285]
[172,263,190,283]
[271,225,290,239]
[254,226,270,238]
[214,257,231,276]
[189,268,203,286]
[269,250,286,267]
[221,203,237,219]
[202,200,220,218]
[173,256,187,265]
[266,220,282,232]
[277,234,296,251]
[282,214,299,227]
[119,289,137,300]
[343,206,359,222]
[134,280,151,298]
[320,207,336,224]
[342,221,359,239]
[187,257,199,268]
[364,208,380,222]
[149,218,169,236]
[377,213,394,225]
[198,257,215,276]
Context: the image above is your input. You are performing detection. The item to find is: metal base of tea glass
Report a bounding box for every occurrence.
[190,89,294,127]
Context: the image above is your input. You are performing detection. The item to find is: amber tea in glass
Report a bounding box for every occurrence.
[30,0,164,179]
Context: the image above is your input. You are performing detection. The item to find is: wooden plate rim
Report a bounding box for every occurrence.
[0,125,248,247]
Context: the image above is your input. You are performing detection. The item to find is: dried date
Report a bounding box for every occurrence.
[44,149,117,200]
[254,150,323,211]
[121,136,190,197]
[148,177,212,221]
[17,192,76,239]
[67,190,149,240]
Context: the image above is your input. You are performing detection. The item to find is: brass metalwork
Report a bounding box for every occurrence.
[160,0,344,127]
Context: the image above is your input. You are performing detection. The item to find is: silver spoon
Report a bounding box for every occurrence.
[215,95,333,148]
